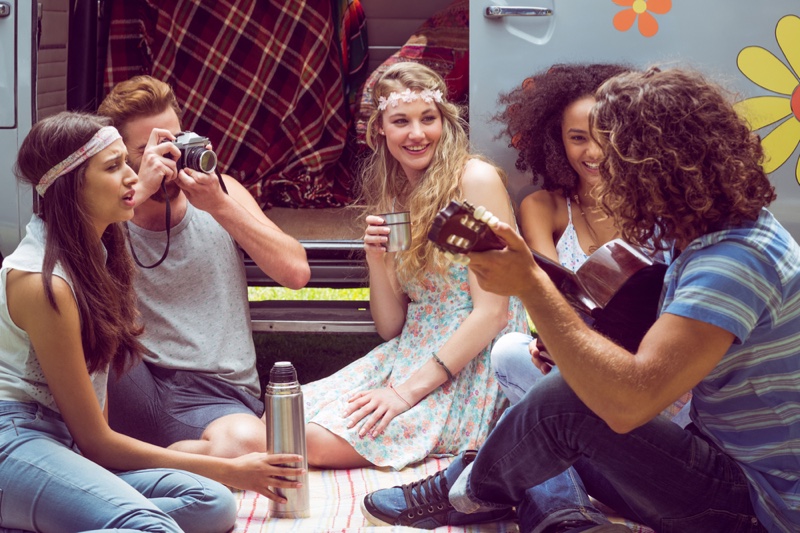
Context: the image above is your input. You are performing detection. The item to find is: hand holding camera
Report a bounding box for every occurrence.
[163,131,218,174]
[164,132,229,211]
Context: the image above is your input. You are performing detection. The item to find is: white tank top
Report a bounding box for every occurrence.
[555,197,591,272]
[0,216,109,412]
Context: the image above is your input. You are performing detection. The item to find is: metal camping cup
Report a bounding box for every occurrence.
[378,211,412,252]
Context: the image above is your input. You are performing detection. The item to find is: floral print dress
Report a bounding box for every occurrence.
[303,261,528,470]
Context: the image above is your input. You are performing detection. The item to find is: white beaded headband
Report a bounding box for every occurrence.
[36,125,122,197]
[377,88,444,111]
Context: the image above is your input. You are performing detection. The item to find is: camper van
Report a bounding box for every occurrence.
[2,0,799,264]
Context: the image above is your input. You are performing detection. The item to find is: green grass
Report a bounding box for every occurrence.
[248,286,369,302]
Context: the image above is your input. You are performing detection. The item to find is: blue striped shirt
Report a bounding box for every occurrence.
[661,209,800,533]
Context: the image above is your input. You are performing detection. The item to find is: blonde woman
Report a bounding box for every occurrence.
[303,62,528,470]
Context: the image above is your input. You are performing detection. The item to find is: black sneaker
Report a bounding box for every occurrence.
[360,450,515,528]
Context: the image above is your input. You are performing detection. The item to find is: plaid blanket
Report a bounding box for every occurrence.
[104,0,354,208]
[233,456,654,532]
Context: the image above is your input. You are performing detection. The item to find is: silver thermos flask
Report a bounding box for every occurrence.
[265,361,310,518]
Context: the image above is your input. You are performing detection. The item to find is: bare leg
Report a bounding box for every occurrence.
[306,422,373,469]
[168,413,267,458]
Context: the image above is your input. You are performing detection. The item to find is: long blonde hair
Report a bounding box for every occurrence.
[359,62,474,283]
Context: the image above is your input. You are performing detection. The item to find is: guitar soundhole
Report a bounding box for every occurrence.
[459,214,481,231]
[446,234,473,250]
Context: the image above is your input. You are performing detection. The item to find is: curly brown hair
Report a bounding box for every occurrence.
[495,63,632,194]
[591,67,776,250]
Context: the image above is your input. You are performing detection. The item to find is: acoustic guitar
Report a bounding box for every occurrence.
[427,200,668,353]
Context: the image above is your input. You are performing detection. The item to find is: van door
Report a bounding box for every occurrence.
[469,0,800,240]
[0,0,35,259]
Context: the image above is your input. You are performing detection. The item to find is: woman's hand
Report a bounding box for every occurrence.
[363,215,391,260]
[343,387,412,438]
[529,337,554,375]
[226,453,306,502]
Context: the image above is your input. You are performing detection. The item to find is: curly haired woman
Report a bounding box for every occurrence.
[303,62,528,470]
[362,66,798,533]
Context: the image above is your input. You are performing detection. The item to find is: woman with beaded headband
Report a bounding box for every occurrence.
[303,62,528,470]
[0,112,305,532]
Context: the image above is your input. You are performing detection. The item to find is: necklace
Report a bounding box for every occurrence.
[573,193,618,254]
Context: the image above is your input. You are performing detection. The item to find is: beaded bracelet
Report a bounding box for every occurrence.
[389,384,412,409]
[432,353,454,381]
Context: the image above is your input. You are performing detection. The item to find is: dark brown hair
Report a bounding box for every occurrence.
[13,112,143,374]
[495,63,632,195]
[591,67,776,249]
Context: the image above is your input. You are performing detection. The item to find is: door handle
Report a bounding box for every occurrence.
[485,6,553,18]
[0,2,11,17]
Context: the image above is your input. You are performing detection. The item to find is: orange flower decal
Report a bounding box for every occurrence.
[613,0,672,37]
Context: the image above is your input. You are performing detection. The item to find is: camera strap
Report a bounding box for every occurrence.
[125,169,229,269]
[125,179,172,269]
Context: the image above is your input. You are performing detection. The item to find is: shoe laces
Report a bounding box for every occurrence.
[400,470,452,519]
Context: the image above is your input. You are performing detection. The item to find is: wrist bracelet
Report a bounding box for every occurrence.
[389,384,412,409]
[432,353,455,381]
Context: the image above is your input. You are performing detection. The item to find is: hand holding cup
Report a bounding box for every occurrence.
[377,211,411,252]
[364,212,412,256]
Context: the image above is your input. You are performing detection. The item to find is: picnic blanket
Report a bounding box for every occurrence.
[232,456,655,533]
[104,0,354,208]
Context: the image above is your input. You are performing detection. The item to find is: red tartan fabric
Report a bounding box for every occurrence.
[352,0,469,147]
[104,0,353,208]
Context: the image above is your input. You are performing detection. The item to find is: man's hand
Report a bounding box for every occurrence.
[175,167,228,213]
[467,220,541,298]
[135,128,180,203]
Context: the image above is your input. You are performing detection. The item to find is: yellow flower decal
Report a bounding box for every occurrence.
[734,15,800,185]
[612,0,672,38]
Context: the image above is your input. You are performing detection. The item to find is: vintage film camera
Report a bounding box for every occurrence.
[165,131,218,174]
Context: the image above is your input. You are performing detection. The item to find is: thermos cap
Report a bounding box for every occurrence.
[269,361,299,385]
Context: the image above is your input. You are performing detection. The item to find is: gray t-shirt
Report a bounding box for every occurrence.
[126,204,259,397]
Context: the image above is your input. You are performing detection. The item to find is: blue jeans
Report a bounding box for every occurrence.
[491,332,613,532]
[0,401,236,532]
[459,368,767,533]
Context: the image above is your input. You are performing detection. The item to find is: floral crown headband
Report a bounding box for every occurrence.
[36,125,122,197]
[377,88,444,111]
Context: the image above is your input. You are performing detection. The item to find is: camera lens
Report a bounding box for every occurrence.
[185,147,218,174]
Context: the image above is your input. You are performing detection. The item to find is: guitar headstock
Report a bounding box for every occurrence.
[428,200,506,258]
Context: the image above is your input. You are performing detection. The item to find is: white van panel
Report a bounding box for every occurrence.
[469,0,800,240]
[0,0,34,259]
[0,0,15,127]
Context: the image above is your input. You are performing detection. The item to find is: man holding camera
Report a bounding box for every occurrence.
[98,76,310,458]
